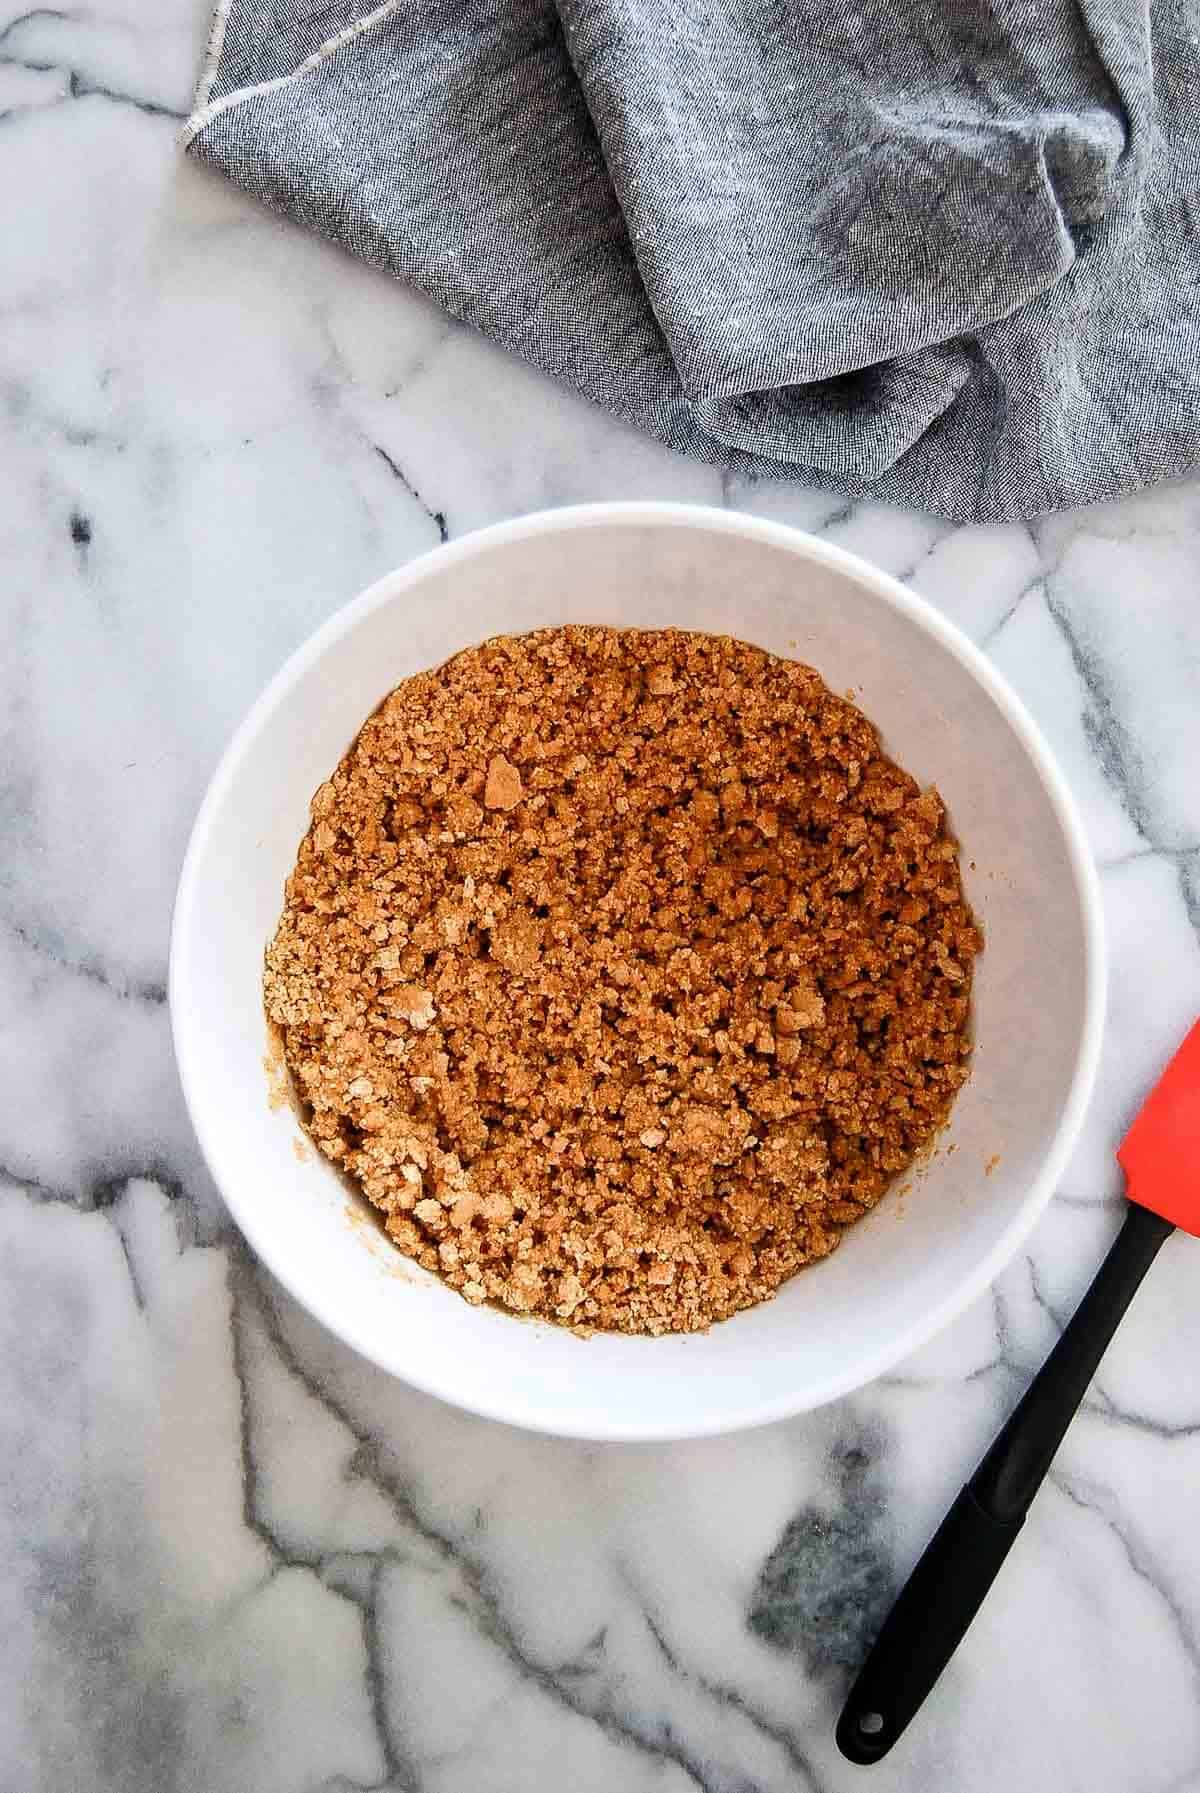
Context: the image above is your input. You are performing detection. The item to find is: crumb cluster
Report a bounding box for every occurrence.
[264,627,980,1334]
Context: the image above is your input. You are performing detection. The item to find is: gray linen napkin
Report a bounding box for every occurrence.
[185,0,1200,522]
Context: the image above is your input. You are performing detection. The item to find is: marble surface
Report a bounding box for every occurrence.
[3,3,1200,1788]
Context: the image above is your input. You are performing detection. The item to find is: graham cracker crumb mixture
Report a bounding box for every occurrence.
[264,628,981,1335]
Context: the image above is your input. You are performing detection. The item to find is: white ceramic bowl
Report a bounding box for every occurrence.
[171,503,1104,1440]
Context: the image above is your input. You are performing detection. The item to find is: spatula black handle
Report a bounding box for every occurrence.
[837,1201,1174,1765]
[970,1202,1173,1518]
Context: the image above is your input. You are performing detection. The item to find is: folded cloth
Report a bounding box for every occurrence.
[185,0,1200,521]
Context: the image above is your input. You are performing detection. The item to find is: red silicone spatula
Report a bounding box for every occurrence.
[837,1017,1200,1766]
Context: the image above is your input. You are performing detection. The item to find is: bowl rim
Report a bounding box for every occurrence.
[170,500,1106,1440]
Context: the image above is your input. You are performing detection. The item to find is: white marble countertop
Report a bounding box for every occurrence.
[4,4,1200,1789]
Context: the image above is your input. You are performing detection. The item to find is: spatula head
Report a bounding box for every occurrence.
[1117,1018,1200,1237]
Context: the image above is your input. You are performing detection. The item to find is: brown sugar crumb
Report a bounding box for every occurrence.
[264,627,981,1336]
[484,754,523,811]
